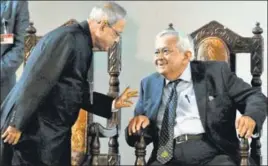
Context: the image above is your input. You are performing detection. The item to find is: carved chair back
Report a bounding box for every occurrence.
[190,20,264,166]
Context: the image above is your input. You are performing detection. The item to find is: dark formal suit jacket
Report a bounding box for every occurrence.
[126,61,267,163]
[1,0,29,103]
[0,21,114,166]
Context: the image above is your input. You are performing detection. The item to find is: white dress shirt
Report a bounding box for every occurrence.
[157,63,205,138]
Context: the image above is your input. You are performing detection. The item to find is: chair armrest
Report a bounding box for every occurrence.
[239,130,262,166]
[89,122,117,137]
[125,125,155,166]
[240,137,250,166]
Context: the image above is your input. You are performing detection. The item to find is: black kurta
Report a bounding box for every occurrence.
[0,21,114,166]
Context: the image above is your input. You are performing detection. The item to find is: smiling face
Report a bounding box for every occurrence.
[154,35,191,80]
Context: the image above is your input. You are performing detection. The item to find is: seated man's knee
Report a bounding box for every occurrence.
[206,155,236,165]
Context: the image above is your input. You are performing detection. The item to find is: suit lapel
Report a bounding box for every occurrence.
[191,61,207,130]
[151,74,164,120]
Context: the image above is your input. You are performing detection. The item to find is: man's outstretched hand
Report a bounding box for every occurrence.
[114,86,138,109]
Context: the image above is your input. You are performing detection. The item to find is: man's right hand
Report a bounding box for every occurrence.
[128,115,150,136]
[1,126,22,145]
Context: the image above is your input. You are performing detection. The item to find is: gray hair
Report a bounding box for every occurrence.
[156,28,195,60]
[89,2,127,25]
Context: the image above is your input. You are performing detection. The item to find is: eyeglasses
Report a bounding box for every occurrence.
[154,47,174,56]
[104,20,120,37]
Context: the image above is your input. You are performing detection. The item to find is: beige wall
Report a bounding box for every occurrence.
[16,1,267,164]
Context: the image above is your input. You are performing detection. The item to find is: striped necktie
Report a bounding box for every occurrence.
[157,79,180,164]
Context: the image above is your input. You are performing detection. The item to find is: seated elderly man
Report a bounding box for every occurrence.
[125,26,267,166]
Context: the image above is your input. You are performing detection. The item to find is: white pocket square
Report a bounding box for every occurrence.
[208,96,214,101]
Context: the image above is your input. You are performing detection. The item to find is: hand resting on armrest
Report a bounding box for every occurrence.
[125,115,156,147]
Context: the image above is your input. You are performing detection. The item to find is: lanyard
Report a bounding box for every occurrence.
[1,18,8,34]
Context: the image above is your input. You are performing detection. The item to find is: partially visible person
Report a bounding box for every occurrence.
[1,0,30,103]
[126,27,267,166]
[1,2,137,166]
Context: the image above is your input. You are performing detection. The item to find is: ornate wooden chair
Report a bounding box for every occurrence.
[24,20,122,166]
[134,21,265,166]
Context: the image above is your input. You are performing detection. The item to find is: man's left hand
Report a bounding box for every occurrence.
[1,126,22,145]
[114,86,138,109]
[236,116,256,139]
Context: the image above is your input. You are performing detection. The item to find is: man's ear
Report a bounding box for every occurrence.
[184,51,192,60]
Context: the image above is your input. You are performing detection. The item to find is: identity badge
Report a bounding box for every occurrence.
[1,18,14,44]
[1,33,14,44]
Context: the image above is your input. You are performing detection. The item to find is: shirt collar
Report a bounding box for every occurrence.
[165,62,192,85]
